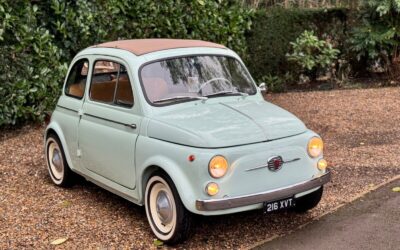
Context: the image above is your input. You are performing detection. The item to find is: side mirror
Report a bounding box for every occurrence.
[259,82,267,94]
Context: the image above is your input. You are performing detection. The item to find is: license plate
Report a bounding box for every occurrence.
[263,197,295,213]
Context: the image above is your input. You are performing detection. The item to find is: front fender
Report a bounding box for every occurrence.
[136,137,204,213]
[45,121,75,170]
[138,156,198,212]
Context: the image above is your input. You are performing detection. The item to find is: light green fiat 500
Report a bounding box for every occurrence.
[44,39,331,244]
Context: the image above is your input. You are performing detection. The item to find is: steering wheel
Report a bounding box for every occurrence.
[197,77,233,94]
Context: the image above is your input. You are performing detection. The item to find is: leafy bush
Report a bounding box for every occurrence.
[246,7,348,82]
[348,0,400,77]
[0,1,67,126]
[0,0,252,126]
[34,0,253,63]
[260,73,293,92]
[287,30,340,79]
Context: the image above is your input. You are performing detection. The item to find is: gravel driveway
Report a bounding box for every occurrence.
[1,87,400,249]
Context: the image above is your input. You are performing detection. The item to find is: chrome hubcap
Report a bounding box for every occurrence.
[156,190,173,224]
[52,148,63,173]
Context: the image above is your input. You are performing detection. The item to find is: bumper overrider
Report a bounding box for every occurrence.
[196,170,331,211]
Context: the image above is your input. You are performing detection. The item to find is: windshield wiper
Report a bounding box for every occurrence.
[153,95,208,104]
[203,90,249,98]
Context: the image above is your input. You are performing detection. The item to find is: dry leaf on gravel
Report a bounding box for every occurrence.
[392,187,400,192]
[153,239,164,247]
[50,237,68,245]
[60,200,72,208]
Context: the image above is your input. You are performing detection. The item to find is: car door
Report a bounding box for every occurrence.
[57,58,89,166]
[78,57,141,189]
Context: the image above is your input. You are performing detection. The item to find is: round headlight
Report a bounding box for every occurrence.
[317,159,328,170]
[206,182,219,196]
[308,137,323,158]
[209,155,228,178]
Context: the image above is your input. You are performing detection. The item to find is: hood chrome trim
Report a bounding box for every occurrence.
[245,157,301,172]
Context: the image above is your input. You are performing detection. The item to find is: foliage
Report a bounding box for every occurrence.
[260,73,293,92]
[34,0,253,61]
[287,30,340,78]
[0,1,67,126]
[348,0,400,77]
[0,0,252,126]
[246,7,348,82]
[243,0,360,9]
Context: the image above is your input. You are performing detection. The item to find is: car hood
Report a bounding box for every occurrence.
[147,100,307,148]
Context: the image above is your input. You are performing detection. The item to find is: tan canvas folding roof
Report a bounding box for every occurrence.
[93,39,226,56]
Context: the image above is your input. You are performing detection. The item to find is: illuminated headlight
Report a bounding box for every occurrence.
[208,155,228,178]
[308,137,323,158]
[317,159,328,170]
[206,182,219,196]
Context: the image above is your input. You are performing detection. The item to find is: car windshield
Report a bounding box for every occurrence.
[140,55,257,105]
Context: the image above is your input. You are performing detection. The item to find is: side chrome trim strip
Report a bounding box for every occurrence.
[83,113,136,129]
[196,170,331,211]
[57,105,78,113]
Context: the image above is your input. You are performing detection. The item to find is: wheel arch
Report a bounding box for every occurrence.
[138,160,198,213]
[44,123,74,170]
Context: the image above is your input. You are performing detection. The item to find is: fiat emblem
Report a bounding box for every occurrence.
[267,156,283,171]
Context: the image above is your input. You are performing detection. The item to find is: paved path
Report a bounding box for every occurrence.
[255,179,400,250]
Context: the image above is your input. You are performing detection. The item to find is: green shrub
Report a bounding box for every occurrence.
[287,30,340,79]
[0,0,252,127]
[35,0,253,62]
[348,0,400,77]
[0,1,67,126]
[260,73,293,92]
[246,7,348,82]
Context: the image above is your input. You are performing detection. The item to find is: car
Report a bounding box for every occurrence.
[44,39,331,244]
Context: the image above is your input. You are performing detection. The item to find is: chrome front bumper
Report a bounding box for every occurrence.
[196,171,331,211]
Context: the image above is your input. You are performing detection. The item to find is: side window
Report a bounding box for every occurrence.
[65,59,89,98]
[90,60,134,107]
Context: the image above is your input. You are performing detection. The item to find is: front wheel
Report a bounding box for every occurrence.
[293,186,323,213]
[145,173,192,244]
[45,134,75,187]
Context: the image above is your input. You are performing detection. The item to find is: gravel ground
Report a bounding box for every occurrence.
[1,87,400,249]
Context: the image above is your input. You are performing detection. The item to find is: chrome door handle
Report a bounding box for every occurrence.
[125,123,137,129]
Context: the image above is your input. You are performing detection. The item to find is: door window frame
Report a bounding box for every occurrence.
[88,57,135,109]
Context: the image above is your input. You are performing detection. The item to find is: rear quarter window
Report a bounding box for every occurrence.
[64,59,89,99]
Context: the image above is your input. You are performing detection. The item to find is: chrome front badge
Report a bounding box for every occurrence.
[267,156,283,171]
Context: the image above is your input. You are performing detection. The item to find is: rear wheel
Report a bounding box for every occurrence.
[294,186,323,213]
[45,134,75,187]
[145,172,192,244]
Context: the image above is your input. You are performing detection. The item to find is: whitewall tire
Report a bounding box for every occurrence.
[45,134,75,187]
[145,172,192,244]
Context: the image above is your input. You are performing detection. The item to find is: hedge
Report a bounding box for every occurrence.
[0,2,365,127]
[0,0,252,126]
[246,7,349,81]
